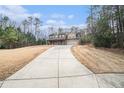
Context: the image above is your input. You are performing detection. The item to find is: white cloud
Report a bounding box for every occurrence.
[68,14,75,19]
[50,13,65,19]
[68,24,86,28]
[42,23,86,31]
[50,13,75,20]
[42,23,87,36]
[46,19,65,26]
[0,6,86,32]
[0,5,42,23]
[59,20,65,25]
[46,19,56,25]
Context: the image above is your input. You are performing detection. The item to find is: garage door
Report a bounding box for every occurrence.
[67,39,79,45]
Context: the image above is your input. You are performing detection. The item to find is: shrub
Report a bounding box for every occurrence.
[92,31,113,48]
[80,34,92,45]
[36,39,47,45]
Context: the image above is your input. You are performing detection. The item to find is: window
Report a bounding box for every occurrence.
[62,35,65,37]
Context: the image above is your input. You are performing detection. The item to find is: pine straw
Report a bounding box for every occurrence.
[71,45,124,74]
[0,45,52,80]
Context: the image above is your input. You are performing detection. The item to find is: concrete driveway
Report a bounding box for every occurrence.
[0,45,124,88]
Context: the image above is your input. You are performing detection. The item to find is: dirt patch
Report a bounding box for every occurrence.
[0,45,52,80]
[71,45,124,74]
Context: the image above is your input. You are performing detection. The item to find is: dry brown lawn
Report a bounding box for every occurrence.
[0,45,52,80]
[71,45,124,74]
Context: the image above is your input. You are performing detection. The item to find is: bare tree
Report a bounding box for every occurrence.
[34,17,41,40]
[22,19,28,34]
[28,16,33,33]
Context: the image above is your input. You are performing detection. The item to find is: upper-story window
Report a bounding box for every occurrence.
[62,35,65,38]
[55,35,58,38]
[68,33,76,39]
[59,35,62,38]
[49,36,53,39]
[76,33,81,38]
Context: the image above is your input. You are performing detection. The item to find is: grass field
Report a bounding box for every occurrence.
[71,45,124,74]
[0,45,52,80]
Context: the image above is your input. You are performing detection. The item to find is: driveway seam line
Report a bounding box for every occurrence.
[5,77,58,81]
[94,74,100,88]
[0,81,5,88]
[5,74,93,81]
[59,74,93,79]
[58,47,60,88]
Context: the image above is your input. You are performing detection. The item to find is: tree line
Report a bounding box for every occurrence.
[0,15,47,49]
[82,5,124,48]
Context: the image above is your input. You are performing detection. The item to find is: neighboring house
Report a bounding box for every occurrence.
[47,31,83,45]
